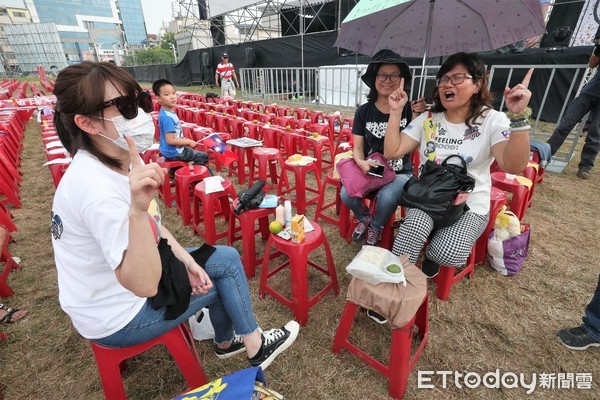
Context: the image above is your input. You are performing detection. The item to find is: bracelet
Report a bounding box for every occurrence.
[510,118,529,128]
[509,125,531,132]
[506,106,532,121]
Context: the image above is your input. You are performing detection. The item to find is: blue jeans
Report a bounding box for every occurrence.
[547,92,600,171]
[340,173,410,231]
[92,246,258,348]
[168,147,210,167]
[582,274,600,342]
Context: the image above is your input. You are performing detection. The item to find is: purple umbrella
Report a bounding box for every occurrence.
[335,0,546,95]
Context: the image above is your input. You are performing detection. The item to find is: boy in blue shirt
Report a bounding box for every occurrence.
[152,79,209,175]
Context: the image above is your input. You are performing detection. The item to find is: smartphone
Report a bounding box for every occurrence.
[453,192,469,205]
[368,164,385,178]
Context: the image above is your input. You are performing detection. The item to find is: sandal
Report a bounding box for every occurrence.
[0,304,28,324]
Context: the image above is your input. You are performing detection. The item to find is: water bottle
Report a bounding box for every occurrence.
[284,200,292,228]
[275,204,285,226]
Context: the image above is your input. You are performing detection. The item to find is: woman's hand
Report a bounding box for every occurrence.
[504,68,533,115]
[411,97,427,116]
[356,158,374,174]
[388,78,409,113]
[185,261,213,295]
[126,135,166,214]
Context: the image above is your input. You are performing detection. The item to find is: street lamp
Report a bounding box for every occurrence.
[171,43,177,63]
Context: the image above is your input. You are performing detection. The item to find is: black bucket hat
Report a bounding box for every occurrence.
[361,49,412,89]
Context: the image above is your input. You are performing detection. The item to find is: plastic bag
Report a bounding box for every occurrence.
[188,308,215,341]
[346,245,407,286]
[493,205,521,241]
[488,224,530,276]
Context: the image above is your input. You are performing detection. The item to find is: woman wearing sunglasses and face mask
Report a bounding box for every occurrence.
[384,52,533,278]
[50,62,298,372]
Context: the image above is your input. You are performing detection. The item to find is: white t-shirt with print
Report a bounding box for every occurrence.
[51,150,147,339]
[402,109,510,215]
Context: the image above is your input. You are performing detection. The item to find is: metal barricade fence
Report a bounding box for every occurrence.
[240,63,591,171]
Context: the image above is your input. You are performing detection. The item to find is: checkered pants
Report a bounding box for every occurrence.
[392,208,489,267]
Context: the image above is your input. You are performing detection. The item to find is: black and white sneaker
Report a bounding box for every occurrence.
[366,309,387,324]
[248,321,299,370]
[557,326,600,350]
[214,335,246,359]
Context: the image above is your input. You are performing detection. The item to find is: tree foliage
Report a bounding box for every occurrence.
[160,32,176,51]
[122,46,175,66]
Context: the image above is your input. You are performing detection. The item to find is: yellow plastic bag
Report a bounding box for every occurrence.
[493,205,521,241]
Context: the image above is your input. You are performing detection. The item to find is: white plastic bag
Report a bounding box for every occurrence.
[346,245,407,286]
[188,307,215,341]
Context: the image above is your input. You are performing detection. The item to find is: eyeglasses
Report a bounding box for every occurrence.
[376,73,401,82]
[436,73,473,86]
[101,91,153,119]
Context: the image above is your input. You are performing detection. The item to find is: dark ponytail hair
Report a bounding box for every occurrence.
[53,61,144,169]
[431,52,493,128]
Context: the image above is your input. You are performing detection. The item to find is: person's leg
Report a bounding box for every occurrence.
[367,173,410,245]
[229,82,237,97]
[582,274,600,341]
[557,274,600,350]
[180,147,209,166]
[391,208,435,264]
[578,98,600,174]
[220,80,227,97]
[340,185,371,241]
[370,173,409,230]
[547,94,594,155]
[426,211,489,267]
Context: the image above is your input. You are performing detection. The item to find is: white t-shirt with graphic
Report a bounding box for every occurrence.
[51,150,148,339]
[402,109,510,214]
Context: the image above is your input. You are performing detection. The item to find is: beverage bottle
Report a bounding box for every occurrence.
[284,200,292,228]
[275,204,285,226]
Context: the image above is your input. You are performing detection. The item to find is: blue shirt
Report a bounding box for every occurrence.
[158,108,183,158]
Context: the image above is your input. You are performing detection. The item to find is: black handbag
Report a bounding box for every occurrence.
[399,154,475,228]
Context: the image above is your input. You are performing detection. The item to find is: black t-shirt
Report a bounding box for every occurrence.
[352,101,413,174]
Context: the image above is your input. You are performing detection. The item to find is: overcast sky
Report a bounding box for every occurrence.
[2,0,171,36]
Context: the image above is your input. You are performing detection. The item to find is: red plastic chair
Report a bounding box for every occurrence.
[259,220,339,326]
[89,324,207,400]
[332,292,428,400]
[192,179,237,244]
[174,165,211,226]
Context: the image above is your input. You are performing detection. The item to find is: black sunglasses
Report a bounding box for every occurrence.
[101,90,153,119]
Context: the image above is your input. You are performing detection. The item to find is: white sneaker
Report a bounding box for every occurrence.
[248,321,299,370]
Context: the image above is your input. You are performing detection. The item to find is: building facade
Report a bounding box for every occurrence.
[26,0,147,63]
[0,4,33,71]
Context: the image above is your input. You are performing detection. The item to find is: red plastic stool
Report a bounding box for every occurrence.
[303,134,334,176]
[214,114,230,132]
[491,171,531,220]
[332,275,428,400]
[249,147,289,191]
[308,110,324,123]
[342,117,354,129]
[140,148,160,164]
[90,324,207,400]
[274,116,296,130]
[259,220,339,326]
[474,187,507,264]
[229,118,246,139]
[293,107,308,120]
[314,171,350,237]
[227,145,253,185]
[295,118,312,130]
[192,179,237,244]
[156,157,188,208]
[243,121,263,140]
[175,165,211,226]
[227,199,277,278]
[277,160,322,215]
[431,248,476,301]
[276,106,292,117]
[47,159,71,188]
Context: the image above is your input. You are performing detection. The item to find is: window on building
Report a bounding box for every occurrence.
[13,12,26,18]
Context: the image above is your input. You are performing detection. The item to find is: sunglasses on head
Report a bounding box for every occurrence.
[101,90,153,119]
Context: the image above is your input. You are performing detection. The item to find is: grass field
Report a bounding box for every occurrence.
[0,92,599,399]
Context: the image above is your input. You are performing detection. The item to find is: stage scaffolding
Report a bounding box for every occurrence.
[176,0,357,64]
[3,23,67,75]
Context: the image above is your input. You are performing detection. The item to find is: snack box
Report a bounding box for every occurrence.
[290,214,305,243]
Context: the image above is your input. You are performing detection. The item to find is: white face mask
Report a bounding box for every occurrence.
[97,108,155,152]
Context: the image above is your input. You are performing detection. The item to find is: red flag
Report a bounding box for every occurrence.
[203,133,238,166]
